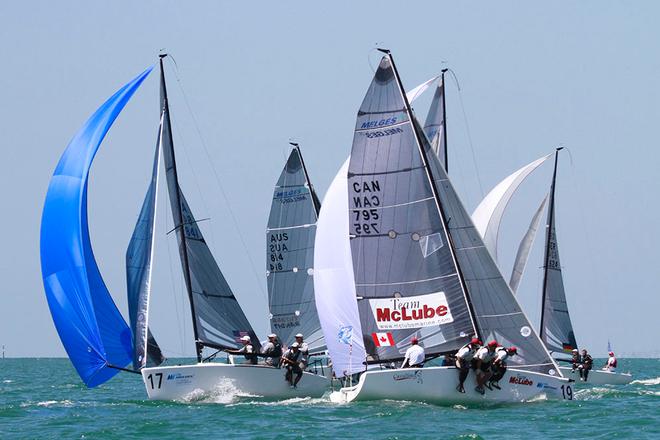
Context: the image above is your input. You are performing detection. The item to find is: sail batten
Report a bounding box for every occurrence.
[267,147,325,351]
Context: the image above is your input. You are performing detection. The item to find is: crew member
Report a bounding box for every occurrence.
[225,335,258,365]
[473,340,498,394]
[604,351,617,372]
[455,338,481,393]
[578,349,593,381]
[294,333,310,370]
[489,346,517,390]
[281,342,303,388]
[570,349,581,372]
[262,333,282,367]
[401,337,425,368]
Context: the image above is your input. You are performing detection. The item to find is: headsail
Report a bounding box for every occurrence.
[267,145,325,350]
[540,149,578,355]
[40,67,153,387]
[314,159,365,377]
[472,154,552,260]
[422,72,448,169]
[509,195,548,293]
[347,55,476,363]
[158,57,259,359]
[126,116,165,370]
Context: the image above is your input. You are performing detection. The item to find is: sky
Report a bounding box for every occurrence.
[1,1,659,358]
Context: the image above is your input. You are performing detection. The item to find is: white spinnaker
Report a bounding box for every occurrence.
[471,154,551,261]
[509,195,548,293]
[406,75,440,104]
[313,159,365,378]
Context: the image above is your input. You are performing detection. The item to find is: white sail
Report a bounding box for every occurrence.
[509,195,548,293]
[472,154,552,260]
[406,75,440,103]
[313,158,365,378]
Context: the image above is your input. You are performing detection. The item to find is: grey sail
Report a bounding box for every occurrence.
[348,55,476,363]
[541,150,578,355]
[158,60,259,357]
[125,118,165,370]
[509,195,548,293]
[423,77,446,169]
[267,146,325,350]
[422,123,558,375]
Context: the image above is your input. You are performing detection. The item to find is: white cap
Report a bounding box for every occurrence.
[295,333,304,338]
[291,342,300,348]
[240,335,251,342]
[268,333,277,338]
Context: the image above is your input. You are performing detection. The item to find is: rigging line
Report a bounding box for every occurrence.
[168,60,268,300]
[447,68,485,199]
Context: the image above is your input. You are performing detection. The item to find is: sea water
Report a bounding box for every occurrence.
[1,358,658,439]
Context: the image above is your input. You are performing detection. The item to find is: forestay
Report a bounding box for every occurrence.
[40,67,152,387]
[541,150,578,355]
[158,65,259,352]
[472,154,551,261]
[126,116,165,370]
[267,146,325,350]
[422,79,446,168]
[347,55,476,363]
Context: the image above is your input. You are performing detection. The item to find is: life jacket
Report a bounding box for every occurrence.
[272,341,283,358]
[609,357,617,368]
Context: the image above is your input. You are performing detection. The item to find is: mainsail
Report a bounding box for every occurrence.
[509,195,548,293]
[40,67,153,387]
[158,57,259,360]
[126,116,165,370]
[267,145,325,350]
[472,154,551,261]
[540,148,578,355]
[347,55,476,363]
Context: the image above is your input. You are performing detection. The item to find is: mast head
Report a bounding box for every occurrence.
[556,146,564,152]
[441,68,449,73]
[158,53,168,59]
[288,141,299,147]
[376,48,391,54]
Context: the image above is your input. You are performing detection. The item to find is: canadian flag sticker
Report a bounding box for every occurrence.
[372,332,395,347]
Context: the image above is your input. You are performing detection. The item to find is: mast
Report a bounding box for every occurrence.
[540,146,563,340]
[159,54,203,363]
[290,142,321,217]
[440,68,448,172]
[382,49,481,342]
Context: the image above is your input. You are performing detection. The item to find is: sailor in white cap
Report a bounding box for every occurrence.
[225,334,258,365]
[281,342,303,388]
[294,333,310,369]
[262,333,282,366]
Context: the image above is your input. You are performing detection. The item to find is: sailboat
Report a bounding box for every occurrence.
[314,50,572,404]
[472,149,632,385]
[266,144,326,353]
[41,55,328,400]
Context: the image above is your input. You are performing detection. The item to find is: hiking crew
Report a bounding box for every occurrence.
[294,333,310,370]
[489,346,517,390]
[473,341,498,394]
[281,342,304,388]
[455,338,482,393]
[578,349,593,381]
[401,337,425,368]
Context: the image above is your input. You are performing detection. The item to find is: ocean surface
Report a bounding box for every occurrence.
[1,358,658,439]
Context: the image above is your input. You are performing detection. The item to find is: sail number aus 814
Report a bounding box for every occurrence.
[147,373,163,389]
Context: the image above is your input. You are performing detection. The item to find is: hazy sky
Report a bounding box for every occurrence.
[1,2,659,358]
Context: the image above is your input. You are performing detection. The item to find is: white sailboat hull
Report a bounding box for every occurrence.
[330,366,574,404]
[558,366,632,385]
[141,363,330,401]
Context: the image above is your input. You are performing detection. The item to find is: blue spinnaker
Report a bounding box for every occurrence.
[40,66,153,387]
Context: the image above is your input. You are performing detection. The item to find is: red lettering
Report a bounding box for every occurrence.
[391,311,401,321]
[423,304,435,319]
[436,305,447,316]
[376,308,390,322]
[412,309,423,320]
[401,307,413,321]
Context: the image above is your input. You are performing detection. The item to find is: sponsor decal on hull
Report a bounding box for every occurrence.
[509,375,534,386]
[392,370,423,384]
[369,292,453,330]
[167,373,194,385]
